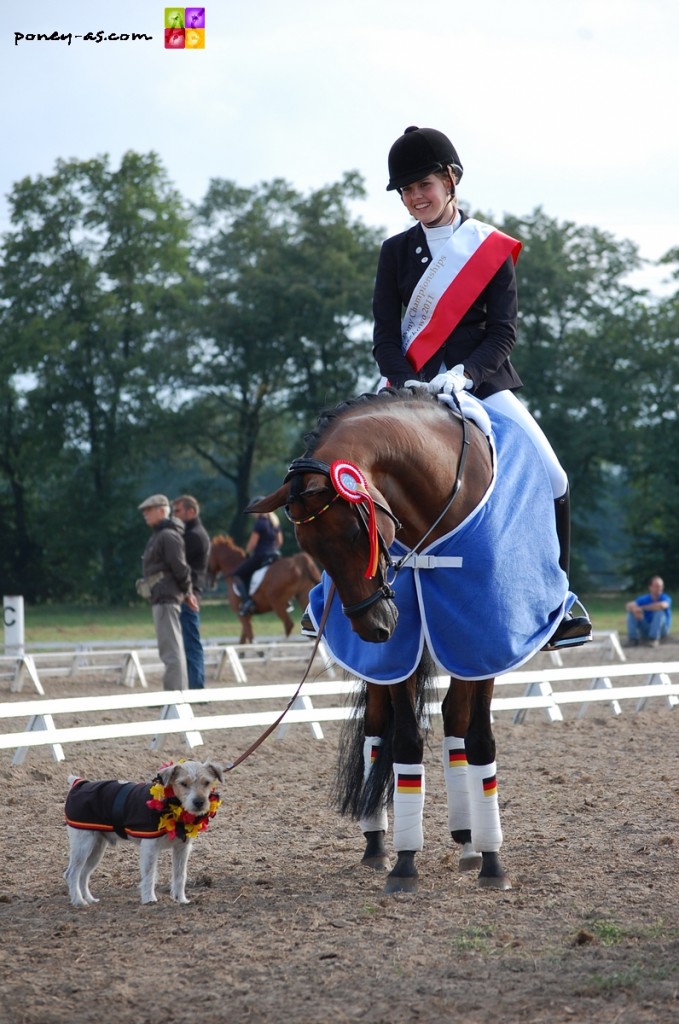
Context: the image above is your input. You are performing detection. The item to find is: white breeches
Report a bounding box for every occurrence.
[483,389,568,499]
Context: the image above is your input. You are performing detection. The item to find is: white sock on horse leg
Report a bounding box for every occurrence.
[391,763,425,852]
[442,736,471,833]
[467,762,503,852]
[359,736,388,834]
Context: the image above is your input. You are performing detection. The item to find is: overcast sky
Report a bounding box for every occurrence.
[3,0,677,291]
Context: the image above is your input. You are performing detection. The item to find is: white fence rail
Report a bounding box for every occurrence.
[1,659,677,765]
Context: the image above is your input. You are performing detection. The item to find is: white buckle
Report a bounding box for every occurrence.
[408,555,463,570]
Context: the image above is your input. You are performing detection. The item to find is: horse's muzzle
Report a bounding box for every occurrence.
[342,588,399,643]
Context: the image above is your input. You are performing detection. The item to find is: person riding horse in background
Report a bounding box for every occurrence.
[372,125,591,650]
[233,503,284,617]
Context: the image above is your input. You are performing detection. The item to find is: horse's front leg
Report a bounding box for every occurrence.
[442,677,511,891]
[385,677,424,895]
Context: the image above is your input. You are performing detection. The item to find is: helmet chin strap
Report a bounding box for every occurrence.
[423,167,457,228]
[424,194,455,228]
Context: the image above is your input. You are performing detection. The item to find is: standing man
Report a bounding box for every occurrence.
[172,494,211,690]
[138,494,197,690]
[625,575,672,648]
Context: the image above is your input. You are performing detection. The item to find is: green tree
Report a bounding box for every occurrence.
[0,152,197,600]
[492,208,651,586]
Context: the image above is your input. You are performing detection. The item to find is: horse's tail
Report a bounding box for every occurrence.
[331,652,437,821]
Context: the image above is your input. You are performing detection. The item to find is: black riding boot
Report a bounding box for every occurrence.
[543,488,592,651]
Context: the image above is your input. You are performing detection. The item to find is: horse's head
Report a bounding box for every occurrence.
[249,462,400,644]
[207,535,245,589]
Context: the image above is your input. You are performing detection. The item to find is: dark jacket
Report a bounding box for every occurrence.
[183,516,210,596]
[141,518,193,605]
[372,210,523,397]
[65,779,166,839]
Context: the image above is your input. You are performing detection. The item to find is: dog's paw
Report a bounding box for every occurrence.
[172,893,191,905]
[141,895,158,904]
[70,897,89,908]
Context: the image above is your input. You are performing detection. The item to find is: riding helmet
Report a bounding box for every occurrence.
[386,126,463,191]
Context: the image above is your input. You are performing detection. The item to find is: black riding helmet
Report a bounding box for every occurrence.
[386,126,463,192]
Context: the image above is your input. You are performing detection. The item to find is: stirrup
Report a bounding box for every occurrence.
[542,601,592,652]
[300,610,317,638]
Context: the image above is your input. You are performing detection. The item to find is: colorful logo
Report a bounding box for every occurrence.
[164,8,205,48]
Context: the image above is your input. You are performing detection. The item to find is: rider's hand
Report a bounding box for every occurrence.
[404,379,428,390]
[427,364,471,395]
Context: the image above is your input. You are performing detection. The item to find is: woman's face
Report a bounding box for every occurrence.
[400,174,453,225]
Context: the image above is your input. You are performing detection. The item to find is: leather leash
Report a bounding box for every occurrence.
[224,583,336,773]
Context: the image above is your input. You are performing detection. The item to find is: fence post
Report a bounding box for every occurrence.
[3,596,24,657]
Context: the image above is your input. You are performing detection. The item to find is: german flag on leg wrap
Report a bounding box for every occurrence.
[396,773,423,795]
[482,775,498,797]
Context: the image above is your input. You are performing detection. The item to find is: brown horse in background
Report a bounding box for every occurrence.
[207,535,321,643]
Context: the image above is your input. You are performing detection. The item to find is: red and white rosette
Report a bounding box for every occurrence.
[330,460,379,579]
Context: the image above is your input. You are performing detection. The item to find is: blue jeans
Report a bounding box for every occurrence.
[180,604,205,689]
[627,610,669,643]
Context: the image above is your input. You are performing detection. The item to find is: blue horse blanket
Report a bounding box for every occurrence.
[307,398,571,683]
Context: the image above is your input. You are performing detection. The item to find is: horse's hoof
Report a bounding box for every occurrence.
[458,841,482,872]
[384,874,418,894]
[384,851,418,893]
[459,851,483,872]
[477,851,511,890]
[478,874,512,891]
[361,854,391,872]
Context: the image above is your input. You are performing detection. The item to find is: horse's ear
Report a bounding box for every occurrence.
[246,485,288,514]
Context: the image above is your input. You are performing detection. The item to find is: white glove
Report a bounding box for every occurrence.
[407,365,471,395]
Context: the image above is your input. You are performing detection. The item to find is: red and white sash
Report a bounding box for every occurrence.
[401,219,521,373]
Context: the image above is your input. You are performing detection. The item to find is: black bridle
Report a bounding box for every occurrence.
[282,405,472,620]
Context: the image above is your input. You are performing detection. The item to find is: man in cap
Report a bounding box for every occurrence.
[138,494,197,690]
[172,494,210,689]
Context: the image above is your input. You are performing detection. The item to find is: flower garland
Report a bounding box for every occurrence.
[146,761,221,842]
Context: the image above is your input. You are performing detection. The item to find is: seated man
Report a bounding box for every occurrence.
[625,575,672,647]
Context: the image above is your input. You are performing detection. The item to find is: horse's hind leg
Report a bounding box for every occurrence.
[385,678,424,895]
[443,678,511,891]
[359,686,391,872]
[442,736,481,872]
[359,737,390,872]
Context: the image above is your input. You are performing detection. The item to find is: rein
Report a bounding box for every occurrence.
[224,585,336,773]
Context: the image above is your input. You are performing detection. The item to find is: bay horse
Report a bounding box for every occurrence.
[249,388,569,894]
[207,535,321,644]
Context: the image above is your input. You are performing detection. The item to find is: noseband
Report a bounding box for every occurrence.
[282,405,471,620]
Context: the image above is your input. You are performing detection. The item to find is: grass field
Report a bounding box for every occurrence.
[18,599,285,645]
[14,593,630,645]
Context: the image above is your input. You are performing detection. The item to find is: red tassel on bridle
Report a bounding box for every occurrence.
[330,460,380,579]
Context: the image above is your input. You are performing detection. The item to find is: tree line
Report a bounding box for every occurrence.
[0,151,677,603]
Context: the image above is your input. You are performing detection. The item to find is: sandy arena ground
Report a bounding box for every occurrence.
[1,637,678,1023]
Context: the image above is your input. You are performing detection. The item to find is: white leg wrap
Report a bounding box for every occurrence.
[468,762,503,852]
[442,736,471,833]
[392,763,425,852]
[359,736,388,834]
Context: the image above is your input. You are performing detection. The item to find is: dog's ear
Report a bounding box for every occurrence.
[206,762,224,783]
[157,764,179,786]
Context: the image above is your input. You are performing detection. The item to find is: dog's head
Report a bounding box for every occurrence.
[157,759,224,816]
